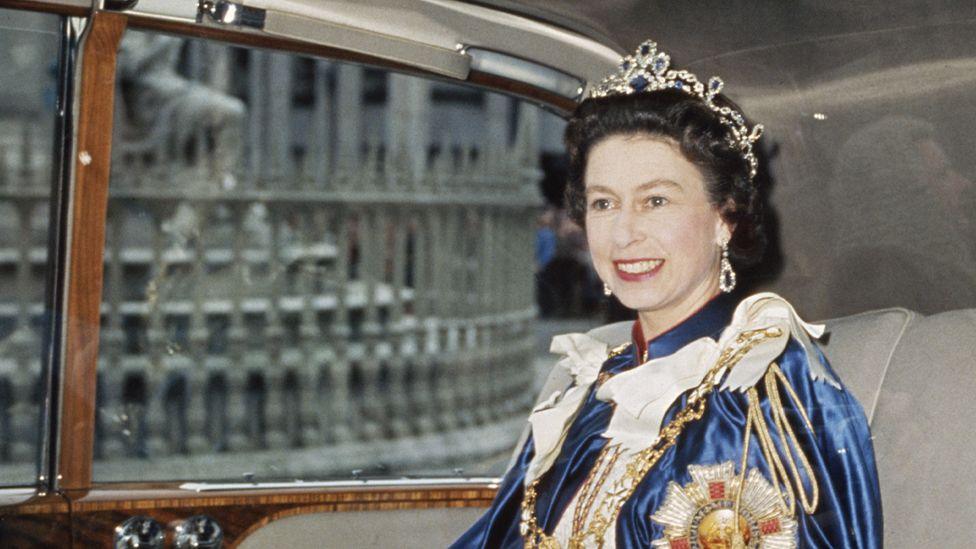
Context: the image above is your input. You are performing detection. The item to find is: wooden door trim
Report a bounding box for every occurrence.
[68,485,494,548]
[0,492,72,547]
[0,492,70,515]
[70,484,497,511]
[0,0,88,16]
[57,10,127,492]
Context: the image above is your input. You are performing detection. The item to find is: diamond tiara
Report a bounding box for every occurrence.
[589,39,763,180]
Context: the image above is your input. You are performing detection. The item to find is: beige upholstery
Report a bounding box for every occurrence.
[236,308,975,547]
[238,507,484,548]
[818,307,976,545]
[520,307,976,546]
[818,307,918,422]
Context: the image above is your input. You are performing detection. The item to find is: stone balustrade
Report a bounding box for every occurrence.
[0,36,551,478]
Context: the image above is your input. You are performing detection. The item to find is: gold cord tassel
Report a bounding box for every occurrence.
[521,327,784,549]
[734,362,820,527]
[766,363,820,514]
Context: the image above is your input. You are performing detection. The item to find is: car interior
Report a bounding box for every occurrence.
[0,0,974,547]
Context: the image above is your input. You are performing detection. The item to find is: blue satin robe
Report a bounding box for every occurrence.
[452,293,882,548]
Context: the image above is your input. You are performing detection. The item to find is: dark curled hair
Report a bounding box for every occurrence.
[564,89,767,268]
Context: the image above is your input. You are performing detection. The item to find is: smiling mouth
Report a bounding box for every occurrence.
[613,258,664,281]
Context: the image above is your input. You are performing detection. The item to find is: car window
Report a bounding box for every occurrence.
[0,7,62,487]
[684,20,976,320]
[93,29,567,482]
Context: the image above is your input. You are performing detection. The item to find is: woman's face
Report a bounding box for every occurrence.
[585,134,730,331]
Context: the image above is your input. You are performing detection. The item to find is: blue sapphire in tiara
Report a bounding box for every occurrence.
[653,56,668,74]
[589,38,762,181]
[630,75,649,92]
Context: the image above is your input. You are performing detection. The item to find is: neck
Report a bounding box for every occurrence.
[636,281,722,342]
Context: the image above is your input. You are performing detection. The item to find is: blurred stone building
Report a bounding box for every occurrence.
[0,26,562,480]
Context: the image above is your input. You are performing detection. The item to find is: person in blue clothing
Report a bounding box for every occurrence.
[453,39,882,548]
[535,208,559,316]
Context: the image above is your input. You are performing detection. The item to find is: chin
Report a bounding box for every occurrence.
[614,290,669,312]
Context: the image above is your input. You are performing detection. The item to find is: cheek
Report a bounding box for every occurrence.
[585,218,613,275]
[665,212,719,262]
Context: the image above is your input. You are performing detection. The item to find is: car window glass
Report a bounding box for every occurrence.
[682,21,976,319]
[93,29,567,482]
[0,7,62,487]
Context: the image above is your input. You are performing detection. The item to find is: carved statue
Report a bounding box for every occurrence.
[116,33,245,188]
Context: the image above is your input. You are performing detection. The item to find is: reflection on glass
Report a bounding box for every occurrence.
[826,115,976,315]
[0,8,60,485]
[718,21,976,319]
[94,31,561,482]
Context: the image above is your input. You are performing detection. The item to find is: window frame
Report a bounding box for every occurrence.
[0,1,620,541]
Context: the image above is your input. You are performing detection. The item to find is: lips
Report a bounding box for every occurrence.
[613,258,664,282]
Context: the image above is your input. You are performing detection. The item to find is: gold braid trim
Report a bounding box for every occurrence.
[744,387,796,513]
[765,363,819,514]
[732,362,821,542]
[520,327,783,549]
[606,342,631,360]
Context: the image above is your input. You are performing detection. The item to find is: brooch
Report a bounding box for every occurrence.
[650,461,796,549]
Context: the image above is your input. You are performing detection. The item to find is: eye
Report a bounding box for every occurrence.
[588,197,614,211]
[646,196,669,208]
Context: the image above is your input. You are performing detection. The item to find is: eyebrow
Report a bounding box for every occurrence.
[585,179,683,195]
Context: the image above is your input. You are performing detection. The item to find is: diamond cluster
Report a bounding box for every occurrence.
[589,40,764,180]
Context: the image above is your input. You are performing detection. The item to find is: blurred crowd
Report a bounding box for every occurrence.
[534,207,603,318]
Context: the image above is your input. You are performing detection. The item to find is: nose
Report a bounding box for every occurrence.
[611,207,644,249]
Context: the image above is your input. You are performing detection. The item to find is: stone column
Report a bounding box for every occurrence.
[484,94,510,174]
[186,201,210,453]
[386,213,410,436]
[411,211,436,434]
[358,208,383,440]
[328,209,353,442]
[307,60,333,188]
[386,74,431,185]
[9,201,37,461]
[267,52,294,185]
[421,209,447,431]
[224,204,251,450]
[335,64,363,174]
[246,50,267,186]
[441,208,467,427]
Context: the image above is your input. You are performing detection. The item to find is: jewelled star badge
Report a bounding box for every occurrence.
[650,461,797,549]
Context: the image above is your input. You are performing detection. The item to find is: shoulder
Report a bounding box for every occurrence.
[585,321,634,365]
[583,320,632,350]
[607,342,631,359]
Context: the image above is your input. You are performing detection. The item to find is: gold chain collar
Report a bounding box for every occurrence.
[519,327,783,549]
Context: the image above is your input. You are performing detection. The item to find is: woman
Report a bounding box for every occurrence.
[453,39,881,548]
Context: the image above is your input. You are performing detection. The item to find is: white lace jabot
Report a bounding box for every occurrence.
[524,292,837,484]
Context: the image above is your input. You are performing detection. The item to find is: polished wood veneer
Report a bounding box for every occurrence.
[0,4,526,547]
[58,9,127,493]
[69,484,495,548]
[0,493,72,549]
[0,0,88,16]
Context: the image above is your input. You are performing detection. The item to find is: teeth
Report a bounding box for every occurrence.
[617,259,662,274]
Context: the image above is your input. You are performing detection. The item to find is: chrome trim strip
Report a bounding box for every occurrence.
[464,46,583,100]
[126,1,470,80]
[115,0,622,101]
[0,488,39,507]
[262,10,470,80]
[179,477,500,492]
[0,0,90,9]
[127,0,199,23]
[41,12,82,495]
[198,0,265,29]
